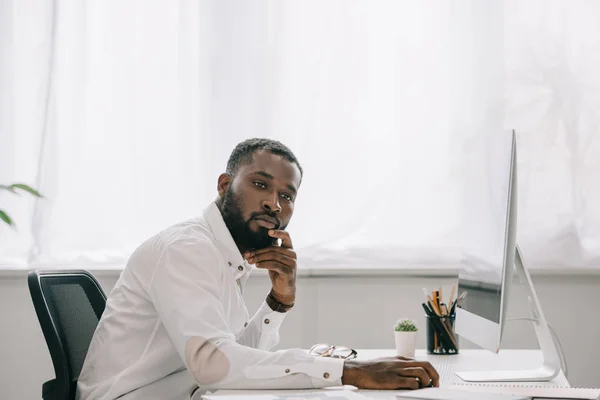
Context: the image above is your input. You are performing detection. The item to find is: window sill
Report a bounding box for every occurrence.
[2,264,600,279]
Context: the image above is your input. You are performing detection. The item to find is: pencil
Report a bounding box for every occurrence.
[440,304,448,316]
[426,295,441,316]
[439,317,459,350]
[423,303,454,351]
[448,282,456,313]
[433,290,440,310]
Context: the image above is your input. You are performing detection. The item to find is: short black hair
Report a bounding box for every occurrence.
[226,138,304,179]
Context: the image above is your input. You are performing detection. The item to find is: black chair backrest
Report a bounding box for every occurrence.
[28,269,107,400]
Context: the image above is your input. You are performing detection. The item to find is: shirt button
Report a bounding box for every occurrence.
[228,261,232,266]
[285,369,290,373]
[323,372,330,379]
[244,322,248,327]
[238,265,244,271]
[264,319,270,324]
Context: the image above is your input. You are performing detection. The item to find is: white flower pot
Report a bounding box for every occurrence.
[394,331,417,358]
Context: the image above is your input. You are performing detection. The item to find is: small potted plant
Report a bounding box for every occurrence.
[394,318,418,358]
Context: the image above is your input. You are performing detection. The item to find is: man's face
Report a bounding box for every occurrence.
[220,150,301,251]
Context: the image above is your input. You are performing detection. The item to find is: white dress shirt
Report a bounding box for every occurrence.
[77,201,344,400]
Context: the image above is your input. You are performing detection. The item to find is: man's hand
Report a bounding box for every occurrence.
[245,230,296,306]
[341,357,440,390]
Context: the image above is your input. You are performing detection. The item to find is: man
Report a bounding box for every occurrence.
[77,138,439,400]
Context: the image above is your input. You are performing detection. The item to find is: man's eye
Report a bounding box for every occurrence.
[281,193,293,202]
[253,182,266,189]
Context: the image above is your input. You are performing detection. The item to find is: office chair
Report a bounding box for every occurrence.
[28,269,107,400]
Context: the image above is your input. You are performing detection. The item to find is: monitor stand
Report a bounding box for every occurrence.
[455,245,562,382]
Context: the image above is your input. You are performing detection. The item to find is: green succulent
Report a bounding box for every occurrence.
[394,318,418,332]
[0,183,43,227]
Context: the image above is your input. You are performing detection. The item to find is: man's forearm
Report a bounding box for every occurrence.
[192,341,344,391]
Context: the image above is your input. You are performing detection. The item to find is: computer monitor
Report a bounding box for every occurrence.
[454,130,562,382]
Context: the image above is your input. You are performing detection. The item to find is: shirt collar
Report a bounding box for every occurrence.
[203,201,254,279]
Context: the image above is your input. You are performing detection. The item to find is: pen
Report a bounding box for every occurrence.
[422,303,447,350]
[428,294,458,349]
[449,301,457,316]
[422,303,457,351]
[425,297,442,350]
[451,291,467,315]
[424,301,435,316]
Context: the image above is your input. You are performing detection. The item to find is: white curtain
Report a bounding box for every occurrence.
[1,1,599,270]
[505,0,600,268]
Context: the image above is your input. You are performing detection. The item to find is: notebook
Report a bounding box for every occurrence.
[450,382,600,399]
[201,389,369,400]
[396,387,529,400]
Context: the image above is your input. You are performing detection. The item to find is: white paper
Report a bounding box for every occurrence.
[450,384,600,400]
[396,387,529,400]
[202,389,369,400]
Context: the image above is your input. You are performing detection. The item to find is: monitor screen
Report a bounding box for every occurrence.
[457,132,514,324]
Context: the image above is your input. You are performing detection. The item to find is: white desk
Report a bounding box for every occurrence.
[193,349,570,399]
[349,349,569,399]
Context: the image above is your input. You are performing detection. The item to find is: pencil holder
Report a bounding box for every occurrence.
[426,314,459,355]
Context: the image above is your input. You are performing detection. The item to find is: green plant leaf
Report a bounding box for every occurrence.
[0,209,14,226]
[0,185,19,194]
[11,183,42,197]
[394,318,418,332]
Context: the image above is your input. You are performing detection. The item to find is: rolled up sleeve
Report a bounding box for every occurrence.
[148,238,344,391]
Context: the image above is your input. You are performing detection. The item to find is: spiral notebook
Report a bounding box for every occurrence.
[450,382,600,399]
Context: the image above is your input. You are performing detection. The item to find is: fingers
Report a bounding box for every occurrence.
[392,356,414,361]
[245,247,297,280]
[401,361,440,387]
[377,375,419,390]
[345,360,434,391]
[396,377,420,390]
[398,367,432,388]
[247,251,296,267]
[267,229,293,249]
[375,358,439,388]
[253,260,292,275]
[246,246,296,259]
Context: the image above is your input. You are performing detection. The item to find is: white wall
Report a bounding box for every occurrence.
[1,269,599,400]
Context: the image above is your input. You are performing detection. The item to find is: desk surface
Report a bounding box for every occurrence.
[353,349,569,399]
[194,349,569,400]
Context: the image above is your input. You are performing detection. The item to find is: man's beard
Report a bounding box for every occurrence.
[221,188,282,251]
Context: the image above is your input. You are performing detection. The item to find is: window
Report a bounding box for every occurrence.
[2,1,599,270]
